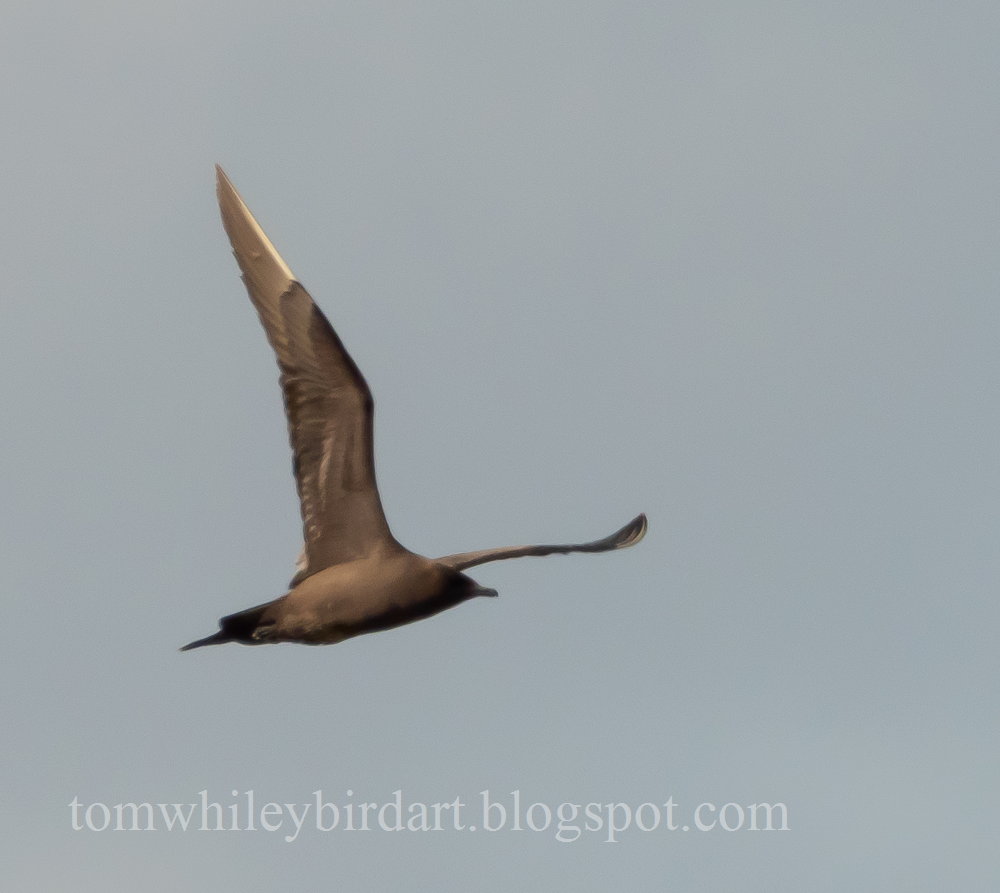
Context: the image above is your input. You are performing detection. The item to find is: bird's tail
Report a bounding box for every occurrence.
[179,630,230,651]
[180,601,275,651]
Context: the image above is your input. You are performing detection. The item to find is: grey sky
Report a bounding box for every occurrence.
[3,1,998,889]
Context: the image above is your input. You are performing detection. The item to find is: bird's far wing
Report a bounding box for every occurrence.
[216,166,399,584]
[435,513,647,571]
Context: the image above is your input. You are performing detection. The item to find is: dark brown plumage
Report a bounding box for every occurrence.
[181,167,646,650]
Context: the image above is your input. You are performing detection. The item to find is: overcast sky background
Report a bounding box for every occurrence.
[2,1,998,889]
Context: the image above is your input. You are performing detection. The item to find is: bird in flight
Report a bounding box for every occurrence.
[182,167,647,650]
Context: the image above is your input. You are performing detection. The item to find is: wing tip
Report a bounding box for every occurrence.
[215,163,232,197]
[615,512,648,549]
[214,165,297,283]
[214,164,244,212]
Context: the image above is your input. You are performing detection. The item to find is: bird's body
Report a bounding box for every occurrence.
[184,550,493,649]
[182,167,646,651]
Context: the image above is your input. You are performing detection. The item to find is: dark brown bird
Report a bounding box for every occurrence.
[181,167,647,650]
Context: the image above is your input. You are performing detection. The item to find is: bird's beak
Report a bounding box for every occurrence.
[473,586,499,598]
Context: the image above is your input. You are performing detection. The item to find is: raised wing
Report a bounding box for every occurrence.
[216,166,399,584]
[436,513,647,571]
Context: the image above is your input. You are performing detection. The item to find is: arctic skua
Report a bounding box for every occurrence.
[181,167,647,651]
